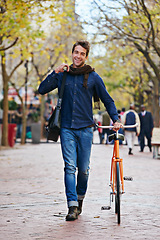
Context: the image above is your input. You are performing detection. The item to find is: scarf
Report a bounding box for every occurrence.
[69,65,100,109]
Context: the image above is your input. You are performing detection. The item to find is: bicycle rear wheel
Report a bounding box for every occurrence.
[115,162,120,224]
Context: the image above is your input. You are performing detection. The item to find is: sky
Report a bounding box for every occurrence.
[75,0,109,56]
[75,0,93,18]
[75,0,124,24]
[75,0,103,39]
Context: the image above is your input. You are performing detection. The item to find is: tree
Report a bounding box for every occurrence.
[81,0,160,125]
[0,0,78,146]
[0,0,45,145]
[94,41,152,111]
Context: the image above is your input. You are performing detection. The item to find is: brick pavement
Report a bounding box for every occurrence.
[0,132,160,240]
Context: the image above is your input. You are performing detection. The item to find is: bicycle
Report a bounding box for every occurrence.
[97,123,138,224]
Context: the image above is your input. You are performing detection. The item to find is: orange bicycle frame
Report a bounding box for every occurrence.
[110,136,124,194]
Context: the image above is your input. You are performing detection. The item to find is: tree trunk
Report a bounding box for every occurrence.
[1,54,9,146]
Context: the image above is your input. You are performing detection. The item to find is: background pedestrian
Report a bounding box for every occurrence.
[121,104,140,155]
[138,105,154,152]
[101,111,111,144]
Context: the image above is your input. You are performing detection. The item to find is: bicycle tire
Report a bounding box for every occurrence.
[115,194,117,213]
[115,162,120,224]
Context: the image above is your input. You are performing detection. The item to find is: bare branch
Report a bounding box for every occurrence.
[140,0,160,57]
[9,59,23,80]
[134,41,160,80]
[0,37,19,51]
[31,50,62,81]
[31,52,41,78]
[9,81,23,104]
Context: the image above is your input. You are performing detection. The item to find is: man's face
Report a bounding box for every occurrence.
[141,107,145,112]
[72,45,88,68]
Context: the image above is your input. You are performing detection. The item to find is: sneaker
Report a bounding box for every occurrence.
[128,152,133,155]
[66,206,78,221]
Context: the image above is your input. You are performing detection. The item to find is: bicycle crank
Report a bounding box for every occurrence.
[101,206,111,210]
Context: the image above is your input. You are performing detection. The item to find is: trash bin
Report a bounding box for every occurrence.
[31,122,41,144]
[0,124,2,146]
[8,123,17,147]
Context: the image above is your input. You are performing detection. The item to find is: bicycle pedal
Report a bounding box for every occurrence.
[101,206,111,210]
[123,176,133,181]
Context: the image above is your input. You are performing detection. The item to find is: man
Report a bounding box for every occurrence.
[15,105,23,139]
[38,40,122,221]
[121,104,140,155]
[101,111,111,144]
[120,107,125,118]
[138,105,154,152]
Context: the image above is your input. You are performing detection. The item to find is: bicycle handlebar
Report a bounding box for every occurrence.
[96,123,138,129]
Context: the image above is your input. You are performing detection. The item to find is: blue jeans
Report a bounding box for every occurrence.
[60,127,93,208]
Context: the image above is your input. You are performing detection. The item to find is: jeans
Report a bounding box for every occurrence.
[16,124,22,138]
[60,127,93,208]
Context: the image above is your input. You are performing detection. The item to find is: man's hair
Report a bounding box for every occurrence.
[72,40,90,57]
[130,103,135,110]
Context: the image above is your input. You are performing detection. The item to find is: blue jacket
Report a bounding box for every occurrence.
[125,111,136,132]
[38,71,118,129]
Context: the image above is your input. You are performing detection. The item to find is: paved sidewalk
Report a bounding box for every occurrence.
[0,132,160,240]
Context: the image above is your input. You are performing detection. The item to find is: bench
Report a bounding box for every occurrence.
[152,128,160,159]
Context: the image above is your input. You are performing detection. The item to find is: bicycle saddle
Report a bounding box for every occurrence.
[108,133,124,142]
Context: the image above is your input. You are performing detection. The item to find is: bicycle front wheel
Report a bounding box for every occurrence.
[115,162,120,224]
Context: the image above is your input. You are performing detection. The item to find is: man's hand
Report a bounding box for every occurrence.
[112,121,123,131]
[55,63,70,73]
